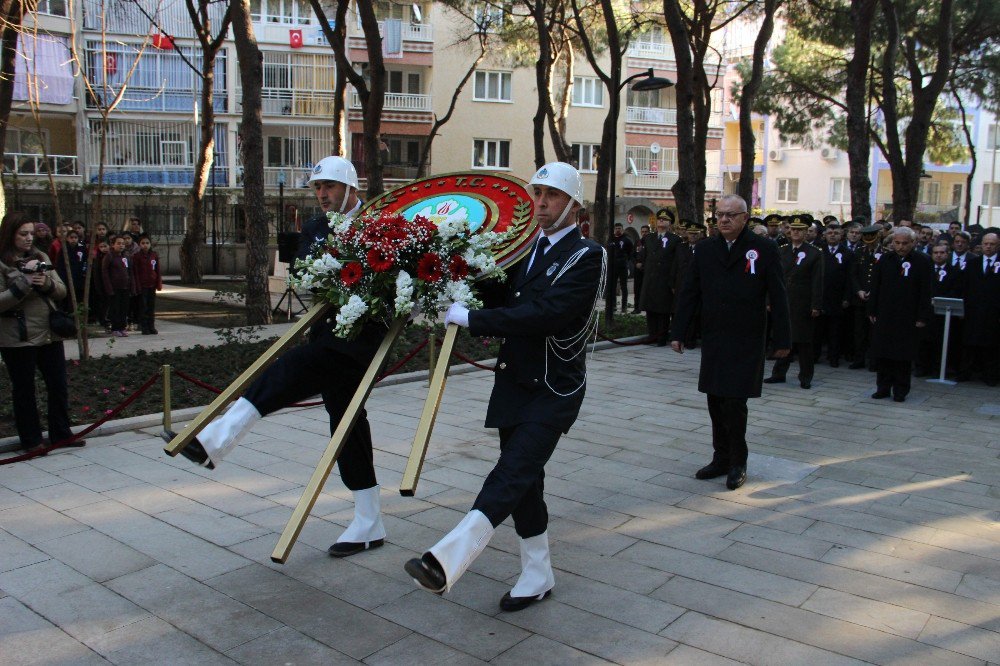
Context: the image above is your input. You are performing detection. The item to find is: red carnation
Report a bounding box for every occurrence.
[417,252,443,282]
[448,255,469,280]
[366,247,395,272]
[341,262,363,286]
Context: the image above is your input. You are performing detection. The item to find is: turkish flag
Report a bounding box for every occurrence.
[104,53,117,76]
[289,29,303,48]
[151,34,174,50]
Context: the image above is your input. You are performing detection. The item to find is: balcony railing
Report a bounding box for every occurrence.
[722,148,764,166]
[626,106,677,125]
[627,41,674,60]
[351,161,426,181]
[3,153,77,176]
[89,165,228,187]
[623,171,678,190]
[354,19,434,42]
[255,89,338,117]
[261,167,312,189]
[350,91,432,113]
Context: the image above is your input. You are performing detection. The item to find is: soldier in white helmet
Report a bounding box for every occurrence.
[163,155,391,559]
[405,162,606,611]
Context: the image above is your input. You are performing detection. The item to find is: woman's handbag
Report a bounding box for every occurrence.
[45,298,77,338]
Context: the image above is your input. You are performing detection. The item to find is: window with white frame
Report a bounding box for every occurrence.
[472,139,510,169]
[473,4,504,31]
[983,182,1000,207]
[251,0,312,24]
[626,87,660,108]
[35,0,68,16]
[776,178,799,203]
[571,144,600,172]
[266,136,312,166]
[387,70,421,94]
[829,178,850,204]
[918,180,940,205]
[572,77,603,107]
[987,123,1000,150]
[778,135,801,150]
[473,70,512,102]
[952,183,963,207]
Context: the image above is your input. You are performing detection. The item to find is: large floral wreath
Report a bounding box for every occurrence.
[290,209,510,338]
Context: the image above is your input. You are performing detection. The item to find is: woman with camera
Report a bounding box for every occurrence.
[0,212,83,452]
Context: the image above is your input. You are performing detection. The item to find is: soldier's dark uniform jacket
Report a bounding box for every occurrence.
[639,231,682,314]
[778,242,824,343]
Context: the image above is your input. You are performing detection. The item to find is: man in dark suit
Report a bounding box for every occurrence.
[957,232,1000,385]
[671,195,791,491]
[632,224,650,313]
[814,223,854,367]
[405,162,605,611]
[765,216,823,389]
[638,212,682,345]
[162,156,391,558]
[868,226,933,401]
[607,222,633,312]
[917,243,965,377]
[848,224,884,369]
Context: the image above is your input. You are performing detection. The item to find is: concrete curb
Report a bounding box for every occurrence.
[0,335,645,455]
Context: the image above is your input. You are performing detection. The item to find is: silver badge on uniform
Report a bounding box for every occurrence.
[546,263,559,276]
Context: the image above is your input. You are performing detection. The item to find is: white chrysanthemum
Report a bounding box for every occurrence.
[334,294,368,334]
[442,279,475,306]
[435,213,469,241]
[394,270,415,316]
[296,273,314,290]
[311,253,342,275]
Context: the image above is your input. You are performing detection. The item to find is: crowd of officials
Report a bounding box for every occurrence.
[609,210,1000,401]
[1,213,163,454]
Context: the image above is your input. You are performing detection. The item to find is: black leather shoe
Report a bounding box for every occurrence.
[763,376,786,384]
[871,390,891,399]
[500,589,552,612]
[405,553,446,594]
[799,380,812,389]
[829,360,839,368]
[726,465,747,490]
[161,430,215,470]
[327,539,384,558]
[695,462,729,480]
[848,361,866,369]
[892,394,906,402]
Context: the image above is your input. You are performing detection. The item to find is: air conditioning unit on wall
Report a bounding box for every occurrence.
[820,147,839,161]
[768,149,783,162]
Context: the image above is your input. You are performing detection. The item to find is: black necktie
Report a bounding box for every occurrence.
[531,236,550,271]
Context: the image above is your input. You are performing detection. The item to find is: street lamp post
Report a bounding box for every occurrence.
[605,68,673,326]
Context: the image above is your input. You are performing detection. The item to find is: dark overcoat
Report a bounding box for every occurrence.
[638,232,682,314]
[670,226,791,399]
[819,243,854,314]
[671,240,695,313]
[960,256,1000,347]
[867,250,933,361]
[469,228,604,433]
[849,243,883,306]
[779,242,823,343]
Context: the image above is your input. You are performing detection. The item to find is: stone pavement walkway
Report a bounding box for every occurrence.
[1,344,998,665]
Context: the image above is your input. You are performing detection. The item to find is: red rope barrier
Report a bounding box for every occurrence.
[0,371,162,466]
[450,348,496,371]
[377,338,428,382]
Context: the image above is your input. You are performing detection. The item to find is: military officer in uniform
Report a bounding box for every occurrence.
[670,195,790,490]
[163,156,391,558]
[765,216,823,388]
[848,224,884,369]
[673,220,702,348]
[815,223,854,367]
[639,211,683,345]
[957,232,1000,385]
[868,227,933,401]
[404,162,605,611]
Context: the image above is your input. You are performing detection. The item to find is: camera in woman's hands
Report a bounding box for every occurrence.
[19,262,53,274]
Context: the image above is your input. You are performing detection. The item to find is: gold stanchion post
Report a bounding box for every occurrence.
[399,323,459,496]
[162,364,172,433]
[270,317,406,564]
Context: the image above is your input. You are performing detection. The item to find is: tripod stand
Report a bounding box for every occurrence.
[272,262,309,320]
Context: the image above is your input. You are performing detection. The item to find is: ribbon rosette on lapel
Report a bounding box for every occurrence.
[745,249,759,275]
[901,261,911,277]
[835,252,842,264]
[796,251,806,266]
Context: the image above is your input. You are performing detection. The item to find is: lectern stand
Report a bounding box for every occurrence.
[926,296,964,386]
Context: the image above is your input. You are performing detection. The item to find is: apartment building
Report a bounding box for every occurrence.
[3,1,726,272]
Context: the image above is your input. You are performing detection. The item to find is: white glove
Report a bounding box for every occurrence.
[444,302,470,328]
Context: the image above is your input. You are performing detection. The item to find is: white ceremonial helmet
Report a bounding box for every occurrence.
[308,155,359,189]
[308,155,359,212]
[529,161,584,206]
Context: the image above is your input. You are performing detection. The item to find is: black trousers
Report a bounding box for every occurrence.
[0,342,72,447]
[138,288,157,332]
[814,314,844,362]
[706,394,748,468]
[876,358,912,397]
[108,289,130,331]
[646,311,671,344]
[607,266,628,310]
[633,270,644,310]
[852,307,871,364]
[960,345,999,384]
[244,336,377,491]
[770,342,815,382]
[917,316,945,375]
[472,422,561,539]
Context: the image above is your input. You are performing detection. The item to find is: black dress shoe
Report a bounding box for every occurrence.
[500,589,552,612]
[404,553,446,594]
[726,465,747,490]
[763,376,786,384]
[328,539,385,558]
[161,430,215,470]
[892,394,906,402]
[695,462,729,480]
[871,390,891,399]
[800,381,811,389]
[848,361,866,369]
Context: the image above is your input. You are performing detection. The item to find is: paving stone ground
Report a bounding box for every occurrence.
[1,343,998,665]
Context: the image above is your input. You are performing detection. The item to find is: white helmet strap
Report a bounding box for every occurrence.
[339,185,353,213]
[553,198,575,229]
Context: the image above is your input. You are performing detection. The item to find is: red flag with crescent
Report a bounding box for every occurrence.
[289,29,303,48]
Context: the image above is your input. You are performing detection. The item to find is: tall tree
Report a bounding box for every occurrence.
[230,0,270,324]
[313,0,387,196]
[0,0,24,218]
[736,0,780,206]
[179,0,232,284]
